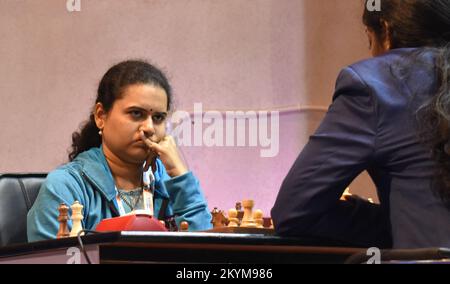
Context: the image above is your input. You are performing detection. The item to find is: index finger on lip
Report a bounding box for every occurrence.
[140,131,151,143]
[140,131,153,147]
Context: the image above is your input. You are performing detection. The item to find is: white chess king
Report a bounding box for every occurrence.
[70,201,84,237]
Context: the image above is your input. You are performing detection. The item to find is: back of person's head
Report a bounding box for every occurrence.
[364,0,450,205]
[363,0,450,48]
[68,60,172,161]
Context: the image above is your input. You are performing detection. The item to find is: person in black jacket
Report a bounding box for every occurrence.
[271,0,450,249]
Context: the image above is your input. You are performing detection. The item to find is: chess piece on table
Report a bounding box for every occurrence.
[227,208,239,227]
[340,187,352,201]
[263,217,272,228]
[211,207,227,228]
[180,221,189,232]
[166,217,179,231]
[57,203,70,239]
[253,209,264,228]
[235,202,244,225]
[70,201,84,237]
[241,200,257,228]
[341,187,375,204]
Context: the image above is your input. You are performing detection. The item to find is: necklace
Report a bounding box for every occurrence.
[117,188,142,212]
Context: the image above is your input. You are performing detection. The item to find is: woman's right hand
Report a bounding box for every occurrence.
[140,131,188,177]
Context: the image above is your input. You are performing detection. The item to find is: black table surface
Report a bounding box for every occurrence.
[0,231,366,264]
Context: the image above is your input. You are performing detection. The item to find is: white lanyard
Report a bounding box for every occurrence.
[142,169,155,216]
[115,169,155,216]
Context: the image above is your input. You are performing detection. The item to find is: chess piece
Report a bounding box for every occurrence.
[227,208,239,227]
[57,203,70,239]
[211,207,227,228]
[235,202,244,225]
[241,200,257,228]
[166,216,179,231]
[253,209,264,228]
[263,217,272,228]
[70,201,84,237]
[342,187,375,204]
[180,221,189,232]
[340,187,352,201]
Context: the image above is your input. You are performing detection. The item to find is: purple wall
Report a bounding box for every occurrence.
[0,0,376,215]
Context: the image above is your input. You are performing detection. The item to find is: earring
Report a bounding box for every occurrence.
[98,130,103,136]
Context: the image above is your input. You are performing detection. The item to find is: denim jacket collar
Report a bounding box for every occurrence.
[77,146,116,201]
[75,146,170,202]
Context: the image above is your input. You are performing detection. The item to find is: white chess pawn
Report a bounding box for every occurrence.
[70,201,84,237]
[253,209,264,228]
[227,208,239,227]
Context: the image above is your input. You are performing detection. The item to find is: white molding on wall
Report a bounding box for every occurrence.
[174,104,329,115]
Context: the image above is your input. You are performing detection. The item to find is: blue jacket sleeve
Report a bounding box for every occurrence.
[271,67,391,248]
[27,169,85,242]
[162,170,212,231]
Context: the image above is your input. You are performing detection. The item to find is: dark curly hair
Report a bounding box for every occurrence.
[364,0,450,204]
[68,60,173,161]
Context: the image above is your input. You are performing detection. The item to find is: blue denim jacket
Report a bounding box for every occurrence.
[27,147,212,242]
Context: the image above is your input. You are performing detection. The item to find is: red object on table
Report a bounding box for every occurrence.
[95,214,168,232]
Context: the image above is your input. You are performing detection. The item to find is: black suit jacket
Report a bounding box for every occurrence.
[272,48,450,249]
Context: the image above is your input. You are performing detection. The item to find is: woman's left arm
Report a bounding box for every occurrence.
[163,171,213,231]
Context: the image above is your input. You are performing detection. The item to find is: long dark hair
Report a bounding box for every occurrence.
[364,0,450,204]
[68,60,173,161]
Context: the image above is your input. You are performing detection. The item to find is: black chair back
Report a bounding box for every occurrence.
[0,174,46,246]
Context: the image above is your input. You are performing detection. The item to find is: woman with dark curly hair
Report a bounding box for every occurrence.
[272,0,450,249]
[27,60,212,241]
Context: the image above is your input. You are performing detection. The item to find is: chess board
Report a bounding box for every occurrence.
[210,200,274,232]
[205,226,275,235]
